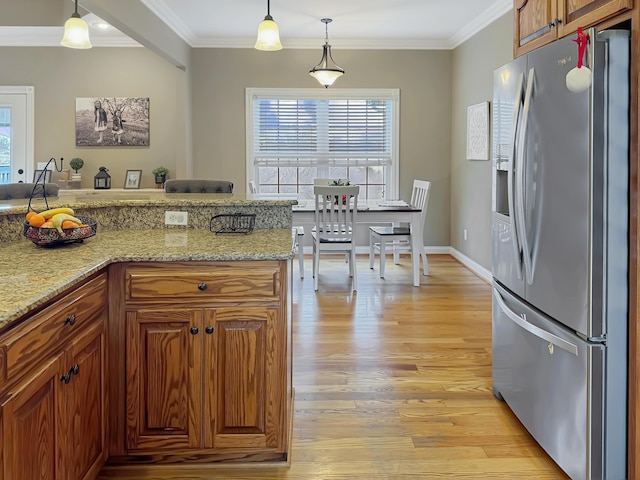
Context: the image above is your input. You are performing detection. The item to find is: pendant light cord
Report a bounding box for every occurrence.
[322,18,332,45]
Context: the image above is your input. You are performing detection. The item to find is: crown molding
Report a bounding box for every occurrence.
[139,0,198,45]
[0,27,140,47]
[448,0,512,48]
[190,36,452,50]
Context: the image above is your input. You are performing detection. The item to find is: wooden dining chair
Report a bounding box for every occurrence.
[312,184,360,291]
[369,179,431,282]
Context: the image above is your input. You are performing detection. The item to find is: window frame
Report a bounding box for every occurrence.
[245,88,400,199]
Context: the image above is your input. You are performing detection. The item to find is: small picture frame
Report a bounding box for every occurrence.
[124,169,142,189]
[33,169,52,183]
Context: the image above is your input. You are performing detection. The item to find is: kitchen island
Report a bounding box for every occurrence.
[0,193,295,479]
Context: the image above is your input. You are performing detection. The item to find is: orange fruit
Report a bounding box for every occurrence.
[28,214,46,227]
[40,221,54,229]
[61,220,78,229]
[25,211,37,221]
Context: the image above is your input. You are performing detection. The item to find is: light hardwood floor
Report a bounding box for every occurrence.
[99,254,568,479]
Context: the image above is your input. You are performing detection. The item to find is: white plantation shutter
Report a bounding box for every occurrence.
[254,99,318,159]
[328,99,390,160]
[249,89,398,167]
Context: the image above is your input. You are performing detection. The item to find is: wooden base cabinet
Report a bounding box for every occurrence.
[126,306,284,453]
[1,354,65,480]
[514,0,632,56]
[206,307,282,449]
[0,274,107,480]
[120,261,290,462]
[126,309,203,450]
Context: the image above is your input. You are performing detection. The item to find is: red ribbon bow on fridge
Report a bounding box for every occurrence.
[572,27,589,68]
[566,27,592,92]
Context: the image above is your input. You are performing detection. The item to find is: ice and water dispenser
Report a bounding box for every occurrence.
[492,97,514,219]
[494,151,510,217]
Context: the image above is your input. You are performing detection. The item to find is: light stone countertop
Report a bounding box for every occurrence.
[0,193,296,242]
[0,228,293,330]
[0,192,297,215]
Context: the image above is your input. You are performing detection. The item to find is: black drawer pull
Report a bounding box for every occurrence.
[65,314,76,326]
[198,283,207,291]
[190,326,199,335]
[70,364,80,376]
[61,373,71,384]
[205,326,214,334]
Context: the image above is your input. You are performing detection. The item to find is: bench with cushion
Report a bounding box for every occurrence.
[0,183,60,200]
[164,179,233,194]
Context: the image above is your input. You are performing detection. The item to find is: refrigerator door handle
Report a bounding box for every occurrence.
[508,72,525,279]
[515,67,535,285]
[493,288,579,356]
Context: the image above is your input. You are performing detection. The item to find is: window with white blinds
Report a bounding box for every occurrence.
[246,88,399,200]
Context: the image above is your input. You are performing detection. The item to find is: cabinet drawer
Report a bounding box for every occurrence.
[125,262,281,302]
[0,273,107,382]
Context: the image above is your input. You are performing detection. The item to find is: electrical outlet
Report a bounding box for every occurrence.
[165,211,188,225]
[463,229,468,241]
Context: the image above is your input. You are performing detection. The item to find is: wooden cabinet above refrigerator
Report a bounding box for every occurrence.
[514,0,633,56]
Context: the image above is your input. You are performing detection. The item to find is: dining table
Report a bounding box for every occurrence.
[292,199,425,286]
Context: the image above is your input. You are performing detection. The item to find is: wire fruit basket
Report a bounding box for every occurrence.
[23,157,98,246]
[23,216,98,246]
[210,214,256,235]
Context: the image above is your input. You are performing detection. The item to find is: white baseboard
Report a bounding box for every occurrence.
[448,248,491,284]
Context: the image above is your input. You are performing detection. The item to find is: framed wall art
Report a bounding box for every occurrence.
[124,169,142,189]
[466,101,489,160]
[75,97,150,147]
[33,169,52,182]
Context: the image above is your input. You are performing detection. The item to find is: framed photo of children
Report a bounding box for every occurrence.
[75,97,150,147]
[124,170,142,189]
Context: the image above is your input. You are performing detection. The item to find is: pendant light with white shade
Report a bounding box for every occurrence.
[255,0,283,51]
[60,0,92,49]
[309,18,344,88]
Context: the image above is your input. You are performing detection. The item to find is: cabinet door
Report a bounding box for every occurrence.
[205,307,284,449]
[1,354,65,480]
[514,0,558,56]
[64,320,106,480]
[557,0,633,36]
[126,309,202,450]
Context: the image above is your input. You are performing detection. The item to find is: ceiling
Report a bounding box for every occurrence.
[0,0,512,50]
[140,0,512,49]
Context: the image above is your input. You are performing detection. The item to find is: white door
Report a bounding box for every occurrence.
[0,86,34,184]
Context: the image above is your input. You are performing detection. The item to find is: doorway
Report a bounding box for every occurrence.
[0,86,34,184]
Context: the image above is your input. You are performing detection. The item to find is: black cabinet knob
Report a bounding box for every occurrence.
[205,326,214,334]
[61,373,71,384]
[548,18,562,27]
[70,364,79,376]
[190,326,199,335]
[198,283,207,291]
[65,314,76,326]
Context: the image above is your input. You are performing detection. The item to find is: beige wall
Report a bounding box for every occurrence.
[191,48,452,247]
[0,12,514,257]
[0,46,188,189]
[451,13,513,269]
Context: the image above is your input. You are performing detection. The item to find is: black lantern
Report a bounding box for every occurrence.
[94,166,111,189]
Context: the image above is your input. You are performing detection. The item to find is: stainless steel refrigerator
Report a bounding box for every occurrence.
[491,29,629,480]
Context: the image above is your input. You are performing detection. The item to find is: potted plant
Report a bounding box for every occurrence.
[152,166,169,186]
[69,157,84,180]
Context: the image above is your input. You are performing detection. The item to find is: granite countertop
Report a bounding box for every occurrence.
[0,228,293,330]
[0,192,297,215]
